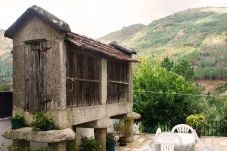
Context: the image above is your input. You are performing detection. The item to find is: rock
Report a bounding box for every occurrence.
[2,127,75,143]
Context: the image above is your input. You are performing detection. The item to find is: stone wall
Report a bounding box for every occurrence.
[12,16,67,113]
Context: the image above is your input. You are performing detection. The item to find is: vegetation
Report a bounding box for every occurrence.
[107,133,116,144]
[133,57,206,132]
[186,113,207,129]
[0,81,12,92]
[0,143,52,151]
[11,112,24,129]
[31,112,54,131]
[11,112,23,120]
[161,57,194,80]
[67,140,79,151]
[113,119,125,134]
[0,30,12,89]
[79,137,100,151]
[216,82,227,93]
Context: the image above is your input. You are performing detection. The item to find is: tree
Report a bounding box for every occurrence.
[173,59,194,80]
[161,57,174,71]
[133,57,205,132]
[161,58,194,80]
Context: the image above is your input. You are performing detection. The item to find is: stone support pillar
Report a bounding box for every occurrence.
[124,119,134,143]
[94,128,107,151]
[100,59,107,105]
[13,139,30,148]
[49,141,66,151]
[124,112,141,143]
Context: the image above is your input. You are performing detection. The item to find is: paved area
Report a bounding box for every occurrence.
[116,134,227,151]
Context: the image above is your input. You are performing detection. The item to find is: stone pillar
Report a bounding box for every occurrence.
[13,139,30,148]
[49,141,66,151]
[124,112,141,143]
[124,119,134,143]
[94,128,107,151]
[100,59,107,105]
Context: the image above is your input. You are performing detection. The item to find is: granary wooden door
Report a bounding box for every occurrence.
[24,41,47,113]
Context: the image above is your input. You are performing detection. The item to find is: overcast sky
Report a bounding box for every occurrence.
[0,0,227,38]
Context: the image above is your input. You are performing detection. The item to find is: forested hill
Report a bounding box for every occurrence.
[0,29,12,85]
[98,7,227,80]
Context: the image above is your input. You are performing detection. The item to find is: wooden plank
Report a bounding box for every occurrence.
[40,42,45,111]
[24,45,30,111]
[108,80,129,85]
[66,77,99,83]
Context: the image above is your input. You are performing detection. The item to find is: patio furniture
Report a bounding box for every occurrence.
[192,130,213,151]
[174,133,196,151]
[172,124,194,133]
[154,132,182,151]
[155,128,161,137]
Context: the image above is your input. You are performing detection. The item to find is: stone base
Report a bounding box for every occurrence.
[2,127,75,143]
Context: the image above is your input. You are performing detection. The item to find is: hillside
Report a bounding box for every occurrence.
[0,29,12,84]
[98,24,146,44]
[98,7,227,80]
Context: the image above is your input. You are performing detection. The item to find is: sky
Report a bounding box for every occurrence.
[0,0,227,38]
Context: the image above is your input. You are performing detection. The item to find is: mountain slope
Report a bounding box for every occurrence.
[99,7,227,80]
[98,24,146,44]
[0,29,12,84]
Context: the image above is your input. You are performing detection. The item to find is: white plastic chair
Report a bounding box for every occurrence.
[172,124,194,133]
[154,132,182,151]
[134,123,140,134]
[192,130,213,151]
[155,128,161,137]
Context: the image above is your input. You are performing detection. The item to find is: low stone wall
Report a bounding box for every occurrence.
[0,118,12,151]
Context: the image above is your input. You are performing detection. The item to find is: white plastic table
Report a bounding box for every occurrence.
[154,133,196,151]
[175,133,196,151]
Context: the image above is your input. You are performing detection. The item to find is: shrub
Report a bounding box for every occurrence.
[11,112,24,129]
[186,113,207,129]
[7,144,52,151]
[107,133,116,144]
[113,119,125,134]
[67,140,79,151]
[31,112,54,131]
[79,137,100,151]
[11,112,23,120]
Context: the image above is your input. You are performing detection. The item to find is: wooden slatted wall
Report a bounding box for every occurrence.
[107,61,129,104]
[66,49,101,107]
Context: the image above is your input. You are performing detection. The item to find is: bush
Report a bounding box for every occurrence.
[11,112,23,120]
[7,144,52,151]
[79,137,100,151]
[107,133,116,145]
[186,113,207,129]
[67,139,79,151]
[113,119,125,134]
[31,112,54,131]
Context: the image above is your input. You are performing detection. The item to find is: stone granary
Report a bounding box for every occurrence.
[2,5,138,151]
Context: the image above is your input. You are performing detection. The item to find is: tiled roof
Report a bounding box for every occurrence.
[66,32,137,62]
